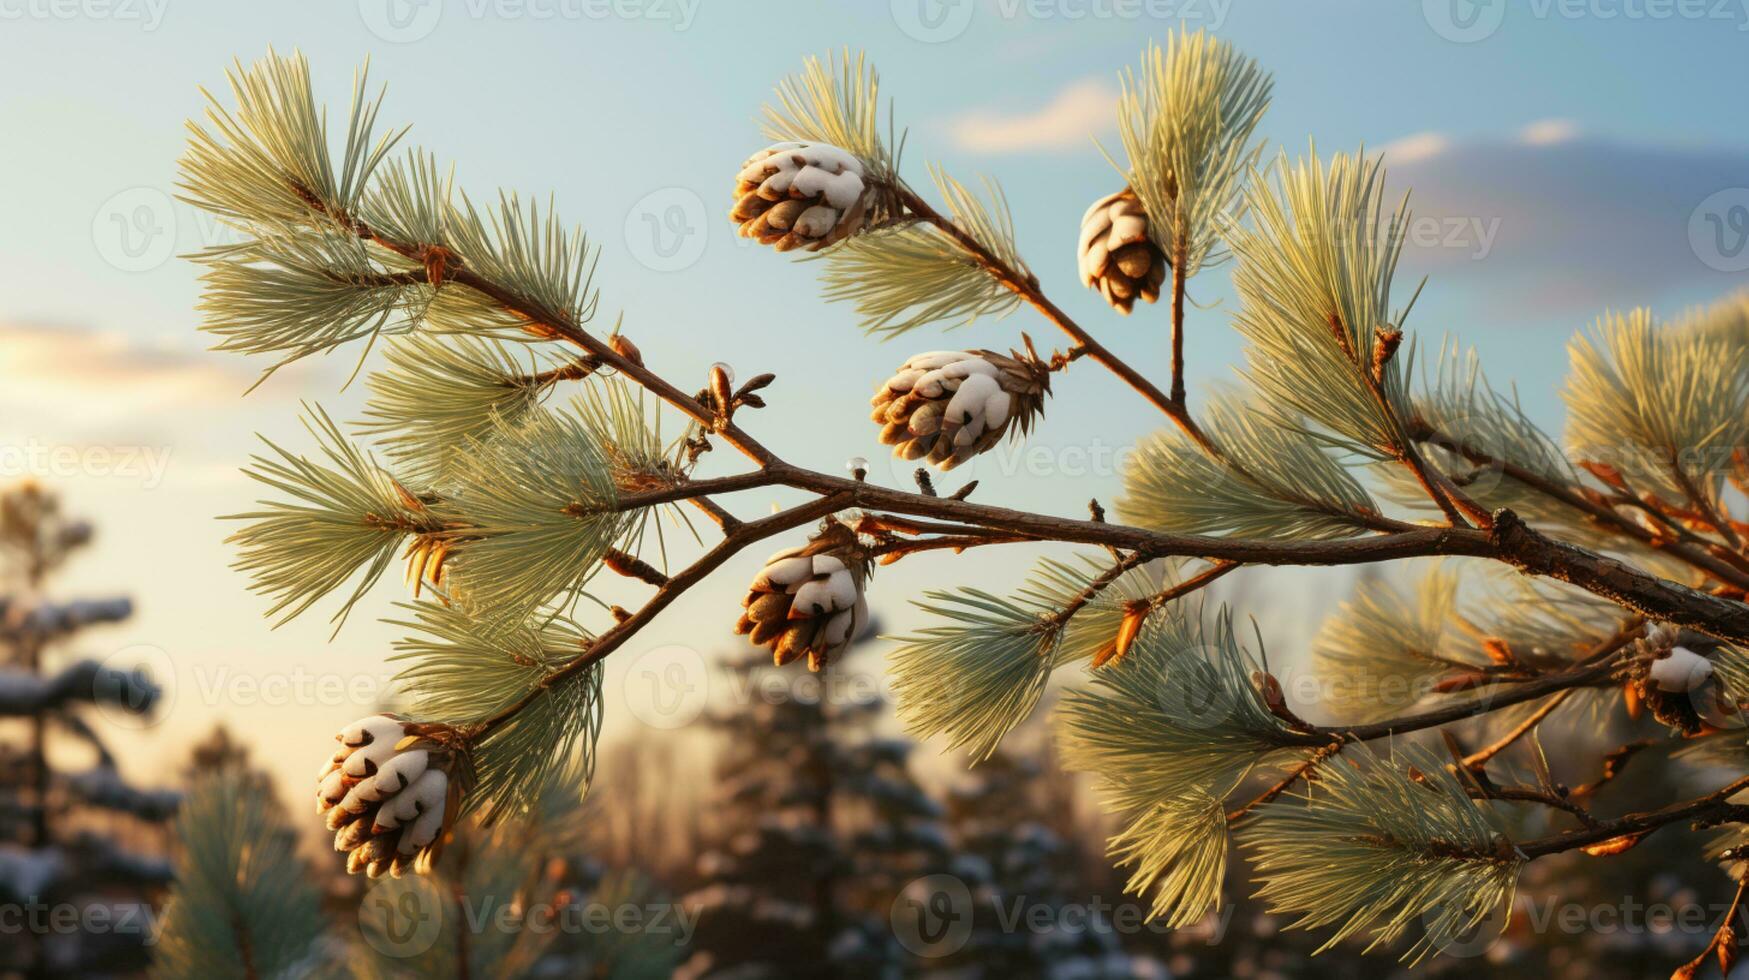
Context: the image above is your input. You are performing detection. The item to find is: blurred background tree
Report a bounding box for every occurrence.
[0,480,175,977]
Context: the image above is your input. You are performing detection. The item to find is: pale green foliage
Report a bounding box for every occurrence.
[183,51,602,382]
[1119,390,1377,540]
[1057,608,1301,927]
[818,166,1025,336]
[358,149,452,248]
[1312,564,1470,724]
[150,773,331,980]
[889,587,1056,763]
[440,189,603,330]
[1058,605,1296,814]
[1114,28,1272,276]
[1240,745,1521,964]
[179,50,401,226]
[1229,147,1416,458]
[439,404,630,617]
[353,754,672,979]
[1563,306,1749,502]
[760,48,900,184]
[192,227,421,379]
[182,50,667,841]
[571,377,695,563]
[392,603,603,819]
[1470,566,1622,659]
[1391,343,1590,533]
[1680,288,1749,349]
[359,334,565,486]
[1022,554,1177,664]
[228,404,440,632]
[1107,791,1229,929]
[888,555,1173,761]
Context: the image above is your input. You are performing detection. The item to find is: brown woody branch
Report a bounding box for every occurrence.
[1516,774,1749,859]
[1412,423,1749,590]
[469,492,855,741]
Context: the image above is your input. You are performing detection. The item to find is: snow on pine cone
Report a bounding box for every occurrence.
[1632,624,1728,735]
[870,349,1050,470]
[1078,189,1169,314]
[735,524,869,672]
[315,714,472,878]
[730,141,875,252]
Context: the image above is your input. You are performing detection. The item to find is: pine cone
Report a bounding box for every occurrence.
[730,141,874,252]
[870,349,1050,470]
[734,523,869,672]
[1636,643,1729,735]
[315,714,472,878]
[1077,189,1168,314]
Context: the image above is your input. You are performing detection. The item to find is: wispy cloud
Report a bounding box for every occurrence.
[1372,128,1749,316]
[945,78,1118,154]
[0,322,246,406]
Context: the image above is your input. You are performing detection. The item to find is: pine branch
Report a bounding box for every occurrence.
[0,660,161,717]
[1516,774,1749,860]
[467,492,853,743]
[150,772,329,980]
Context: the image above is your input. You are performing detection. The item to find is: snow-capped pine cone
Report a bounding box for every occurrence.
[870,349,1050,470]
[315,714,472,878]
[731,141,873,252]
[1078,189,1169,314]
[735,525,869,672]
[1636,644,1725,735]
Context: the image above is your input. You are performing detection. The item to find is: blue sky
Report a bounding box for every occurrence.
[1,1,1745,795]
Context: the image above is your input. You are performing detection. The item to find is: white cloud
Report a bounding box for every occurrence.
[1382,131,1452,164]
[1382,133,1748,314]
[946,78,1118,154]
[1518,118,1581,146]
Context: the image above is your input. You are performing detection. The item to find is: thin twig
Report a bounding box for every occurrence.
[1517,775,1749,859]
[468,492,853,742]
[1227,742,1342,822]
[1461,689,1573,770]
